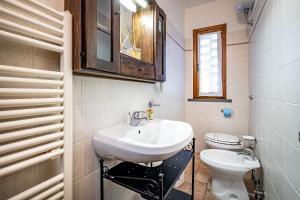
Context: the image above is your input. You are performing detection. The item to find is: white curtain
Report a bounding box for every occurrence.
[198,32,223,96]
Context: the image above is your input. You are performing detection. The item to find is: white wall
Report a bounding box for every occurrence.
[185,0,247,39]
[185,0,250,152]
[72,2,186,199]
[156,0,185,38]
[249,0,300,199]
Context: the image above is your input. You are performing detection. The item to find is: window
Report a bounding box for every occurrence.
[193,24,227,99]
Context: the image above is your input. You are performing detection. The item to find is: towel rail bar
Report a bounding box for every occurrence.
[0,7,63,36]
[20,0,64,20]
[0,115,64,131]
[47,191,65,200]
[1,0,64,28]
[31,182,64,200]
[0,76,64,86]
[0,18,64,44]
[0,65,64,78]
[0,106,64,120]
[0,140,64,166]
[7,174,64,200]
[0,123,64,142]
[0,30,63,53]
[0,132,64,154]
[0,149,64,177]
[0,88,64,96]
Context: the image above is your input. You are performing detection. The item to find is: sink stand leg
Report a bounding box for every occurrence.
[159,173,164,200]
[191,138,195,200]
[100,159,104,200]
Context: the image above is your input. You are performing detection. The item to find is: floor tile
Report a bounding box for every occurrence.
[177,182,191,193]
[194,191,206,200]
[195,170,210,183]
[204,189,215,200]
[195,180,207,193]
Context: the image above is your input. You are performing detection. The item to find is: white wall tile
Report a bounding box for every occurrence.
[280,60,300,105]
[285,104,300,150]
[284,0,300,65]
[284,141,300,194]
[82,77,110,104]
[250,0,300,199]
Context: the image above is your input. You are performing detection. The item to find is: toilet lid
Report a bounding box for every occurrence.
[204,133,240,145]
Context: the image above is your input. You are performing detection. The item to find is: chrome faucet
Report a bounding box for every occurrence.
[237,148,256,160]
[129,111,147,126]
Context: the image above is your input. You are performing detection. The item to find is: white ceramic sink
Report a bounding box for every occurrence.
[93,119,193,163]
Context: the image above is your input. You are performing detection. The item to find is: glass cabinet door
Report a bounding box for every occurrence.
[97,0,112,62]
[84,0,120,73]
[120,0,154,64]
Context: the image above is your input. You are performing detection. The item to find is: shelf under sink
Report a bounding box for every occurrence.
[102,147,194,200]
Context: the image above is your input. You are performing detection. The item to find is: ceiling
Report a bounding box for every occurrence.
[183,0,219,8]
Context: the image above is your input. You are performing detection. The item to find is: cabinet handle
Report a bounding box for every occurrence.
[114,12,120,16]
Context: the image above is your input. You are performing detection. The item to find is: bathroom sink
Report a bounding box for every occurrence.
[93,119,193,163]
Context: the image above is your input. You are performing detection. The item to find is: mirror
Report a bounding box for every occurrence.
[120,0,154,64]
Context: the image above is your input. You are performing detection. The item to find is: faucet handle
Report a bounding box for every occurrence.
[132,111,147,119]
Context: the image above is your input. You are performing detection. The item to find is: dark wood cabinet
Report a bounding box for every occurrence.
[66,0,166,82]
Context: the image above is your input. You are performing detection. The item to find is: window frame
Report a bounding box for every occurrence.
[193,24,227,100]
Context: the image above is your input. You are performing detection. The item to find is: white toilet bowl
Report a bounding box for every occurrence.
[204,133,243,150]
[200,149,260,200]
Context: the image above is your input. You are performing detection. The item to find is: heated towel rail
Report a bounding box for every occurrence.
[0,0,72,199]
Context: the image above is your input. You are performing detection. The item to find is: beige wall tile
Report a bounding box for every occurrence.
[73,143,83,183]
[73,180,83,200]
[73,105,82,143]
[33,48,60,71]
[82,139,99,177]
[81,170,100,200]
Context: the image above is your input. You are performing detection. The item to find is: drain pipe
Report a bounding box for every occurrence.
[248,168,265,199]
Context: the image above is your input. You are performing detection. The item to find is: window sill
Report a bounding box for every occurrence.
[188,98,232,103]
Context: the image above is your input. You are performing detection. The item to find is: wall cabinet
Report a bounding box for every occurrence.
[66,0,166,82]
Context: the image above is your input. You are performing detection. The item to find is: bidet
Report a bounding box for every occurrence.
[200,149,260,200]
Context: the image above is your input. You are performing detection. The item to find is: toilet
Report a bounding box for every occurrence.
[204,133,243,150]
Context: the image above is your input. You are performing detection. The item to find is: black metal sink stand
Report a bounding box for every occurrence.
[99,138,195,200]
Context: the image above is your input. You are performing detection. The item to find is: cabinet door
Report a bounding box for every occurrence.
[155,5,166,81]
[83,0,120,73]
[119,0,156,80]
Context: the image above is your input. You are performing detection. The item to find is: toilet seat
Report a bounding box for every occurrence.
[204,133,243,150]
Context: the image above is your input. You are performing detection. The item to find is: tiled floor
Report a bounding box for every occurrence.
[176,153,255,200]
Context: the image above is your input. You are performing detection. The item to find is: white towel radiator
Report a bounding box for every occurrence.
[0,0,72,199]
